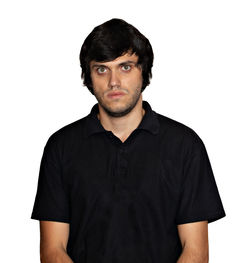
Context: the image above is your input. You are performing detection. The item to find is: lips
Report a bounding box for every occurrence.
[107,91,126,98]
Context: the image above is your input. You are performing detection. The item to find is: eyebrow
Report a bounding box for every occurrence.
[91,60,138,69]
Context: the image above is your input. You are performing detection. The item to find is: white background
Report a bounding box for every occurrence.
[0,0,249,262]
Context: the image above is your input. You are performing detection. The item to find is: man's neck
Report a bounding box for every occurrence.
[97,99,145,142]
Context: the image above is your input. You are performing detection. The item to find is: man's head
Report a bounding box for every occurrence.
[79,18,154,95]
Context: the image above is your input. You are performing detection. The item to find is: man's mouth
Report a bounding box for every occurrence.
[107,91,126,99]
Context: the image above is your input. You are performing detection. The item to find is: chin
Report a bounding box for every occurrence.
[105,104,134,117]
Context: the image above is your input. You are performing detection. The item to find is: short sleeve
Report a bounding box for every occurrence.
[31,134,70,223]
[175,132,226,225]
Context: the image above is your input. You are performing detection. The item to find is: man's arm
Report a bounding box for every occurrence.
[39,221,73,263]
[177,221,209,263]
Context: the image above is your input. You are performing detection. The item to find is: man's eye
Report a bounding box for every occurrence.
[97,67,107,74]
[121,65,131,71]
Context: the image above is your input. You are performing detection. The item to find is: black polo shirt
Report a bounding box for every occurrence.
[31,100,225,263]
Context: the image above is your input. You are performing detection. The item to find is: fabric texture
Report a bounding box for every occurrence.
[31,100,226,263]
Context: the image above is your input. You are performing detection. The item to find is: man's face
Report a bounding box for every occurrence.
[90,52,143,118]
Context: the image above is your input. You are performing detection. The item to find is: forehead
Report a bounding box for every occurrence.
[90,53,139,67]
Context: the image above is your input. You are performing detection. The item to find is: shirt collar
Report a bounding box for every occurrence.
[85,100,160,138]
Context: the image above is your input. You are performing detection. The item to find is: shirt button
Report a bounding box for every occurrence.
[121,159,128,166]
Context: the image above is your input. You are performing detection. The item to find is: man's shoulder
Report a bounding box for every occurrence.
[155,112,203,146]
[156,112,195,135]
[44,115,89,148]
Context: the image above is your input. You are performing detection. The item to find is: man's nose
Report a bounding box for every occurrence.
[109,70,121,88]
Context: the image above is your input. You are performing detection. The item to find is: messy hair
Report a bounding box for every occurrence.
[79,18,154,94]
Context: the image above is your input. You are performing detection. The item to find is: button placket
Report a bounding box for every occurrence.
[118,146,128,176]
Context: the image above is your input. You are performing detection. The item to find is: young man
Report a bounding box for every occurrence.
[31,18,225,263]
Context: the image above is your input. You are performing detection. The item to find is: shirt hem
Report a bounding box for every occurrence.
[175,210,226,225]
[31,214,70,223]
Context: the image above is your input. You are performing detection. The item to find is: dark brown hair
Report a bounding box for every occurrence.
[79,18,154,94]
